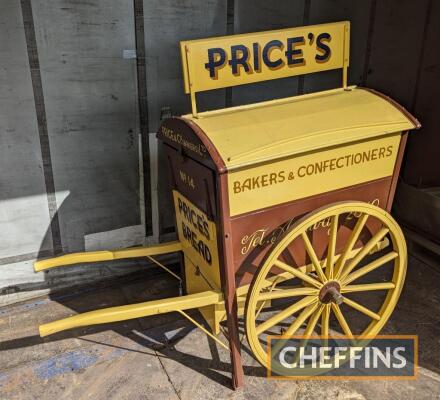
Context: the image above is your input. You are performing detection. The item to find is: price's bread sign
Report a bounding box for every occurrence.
[180,21,349,93]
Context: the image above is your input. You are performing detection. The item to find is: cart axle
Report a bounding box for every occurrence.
[319,281,343,305]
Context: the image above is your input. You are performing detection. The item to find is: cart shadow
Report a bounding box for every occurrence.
[0,311,267,389]
[126,321,269,386]
[2,257,440,384]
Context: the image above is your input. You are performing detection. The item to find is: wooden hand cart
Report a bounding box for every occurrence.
[34,22,420,388]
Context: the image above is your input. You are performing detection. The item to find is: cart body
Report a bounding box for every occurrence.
[158,86,418,333]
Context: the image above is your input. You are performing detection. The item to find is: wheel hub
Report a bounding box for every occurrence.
[319,281,343,305]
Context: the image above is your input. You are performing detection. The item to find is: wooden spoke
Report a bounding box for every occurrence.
[259,271,295,291]
[343,297,381,321]
[301,232,327,283]
[284,303,319,336]
[256,296,317,335]
[258,286,317,301]
[342,282,396,293]
[326,215,339,279]
[274,260,323,288]
[342,251,398,285]
[272,284,312,291]
[286,305,326,366]
[303,304,324,337]
[334,213,369,278]
[337,227,389,281]
[321,304,331,337]
[270,303,320,359]
[255,278,280,319]
[331,303,353,338]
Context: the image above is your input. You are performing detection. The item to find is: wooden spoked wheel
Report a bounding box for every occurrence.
[245,201,407,369]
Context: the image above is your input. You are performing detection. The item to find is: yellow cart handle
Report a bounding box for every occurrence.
[39,290,222,337]
[34,241,182,272]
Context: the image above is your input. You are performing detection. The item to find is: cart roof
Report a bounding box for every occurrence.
[183,86,419,171]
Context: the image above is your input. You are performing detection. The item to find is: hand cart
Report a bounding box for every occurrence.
[34,21,420,388]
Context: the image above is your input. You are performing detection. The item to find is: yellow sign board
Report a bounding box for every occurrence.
[173,190,221,289]
[180,21,349,94]
[227,134,401,216]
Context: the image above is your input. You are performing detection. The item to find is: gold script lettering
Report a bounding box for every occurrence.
[240,198,382,251]
[241,229,267,255]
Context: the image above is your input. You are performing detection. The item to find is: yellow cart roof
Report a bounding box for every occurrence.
[183,87,419,171]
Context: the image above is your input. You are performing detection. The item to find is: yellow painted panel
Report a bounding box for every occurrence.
[183,255,219,334]
[173,190,221,290]
[186,87,417,171]
[227,134,401,216]
[181,22,349,93]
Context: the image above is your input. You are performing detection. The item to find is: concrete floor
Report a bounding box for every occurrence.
[1,253,440,400]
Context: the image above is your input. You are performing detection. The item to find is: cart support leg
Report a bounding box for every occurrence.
[225,293,245,389]
[218,173,245,389]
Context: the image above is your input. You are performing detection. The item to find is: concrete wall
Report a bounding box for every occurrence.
[0,0,438,304]
[0,0,143,303]
[0,0,53,264]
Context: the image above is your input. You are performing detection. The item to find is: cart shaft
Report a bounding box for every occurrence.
[38,290,222,337]
[34,241,182,271]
